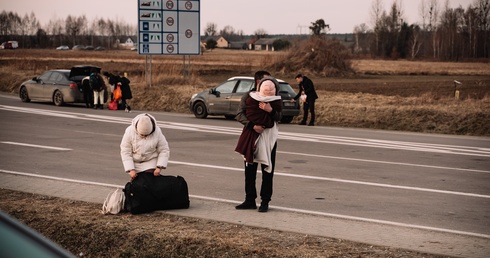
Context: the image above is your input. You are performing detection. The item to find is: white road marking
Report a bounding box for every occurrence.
[0,141,71,151]
[278,150,490,174]
[1,169,489,239]
[2,104,489,157]
[169,161,490,199]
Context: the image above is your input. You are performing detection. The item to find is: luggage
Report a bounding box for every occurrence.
[124,172,190,214]
[101,188,125,215]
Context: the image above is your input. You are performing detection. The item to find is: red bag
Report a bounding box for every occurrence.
[108,100,118,110]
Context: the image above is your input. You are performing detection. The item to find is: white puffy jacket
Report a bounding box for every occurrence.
[120,113,170,173]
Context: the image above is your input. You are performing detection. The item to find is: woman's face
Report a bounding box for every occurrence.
[259,81,276,96]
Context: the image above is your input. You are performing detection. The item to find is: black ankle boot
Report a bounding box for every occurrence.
[235,201,257,210]
[258,202,269,212]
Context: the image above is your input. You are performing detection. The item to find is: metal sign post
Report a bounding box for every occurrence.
[138,0,201,86]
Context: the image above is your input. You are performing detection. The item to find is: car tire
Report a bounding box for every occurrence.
[280,116,294,124]
[53,90,65,106]
[19,86,30,102]
[193,101,208,118]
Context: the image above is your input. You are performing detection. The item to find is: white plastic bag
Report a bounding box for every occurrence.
[102,188,125,215]
[300,94,307,103]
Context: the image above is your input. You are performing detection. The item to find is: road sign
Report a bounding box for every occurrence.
[138,0,200,55]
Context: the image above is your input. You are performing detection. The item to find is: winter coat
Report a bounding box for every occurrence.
[120,114,170,173]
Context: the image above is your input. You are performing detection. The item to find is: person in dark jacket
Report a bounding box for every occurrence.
[292,74,318,126]
[235,72,282,213]
[81,76,94,108]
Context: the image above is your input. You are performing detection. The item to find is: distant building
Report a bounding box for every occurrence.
[116,36,137,49]
[254,38,277,51]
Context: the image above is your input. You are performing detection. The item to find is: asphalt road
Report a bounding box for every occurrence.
[1,94,489,255]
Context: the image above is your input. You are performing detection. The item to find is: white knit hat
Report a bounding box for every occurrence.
[136,115,154,136]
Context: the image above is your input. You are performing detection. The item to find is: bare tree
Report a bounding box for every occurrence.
[66,15,87,46]
[253,28,267,39]
[474,0,490,57]
[353,23,370,54]
[370,0,384,56]
[204,22,217,36]
[219,25,236,40]
[409,25,423,59]
[428,0,440,58]
[46,18,65,47]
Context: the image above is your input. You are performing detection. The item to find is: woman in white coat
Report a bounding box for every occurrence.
[120,113,170,180]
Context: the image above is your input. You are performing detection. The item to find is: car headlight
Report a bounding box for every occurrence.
[191,93,197,100]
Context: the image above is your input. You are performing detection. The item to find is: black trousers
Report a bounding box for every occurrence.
[301,99,316,125]
[83,87,94,108]
[243,142,277,203]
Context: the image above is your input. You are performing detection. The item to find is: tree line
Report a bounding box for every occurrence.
[0,10,136,49]
[353,0,489,60]
[1,0,489,61]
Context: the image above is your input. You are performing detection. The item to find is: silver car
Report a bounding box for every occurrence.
[189,76,300,123]
[19,65,101,106]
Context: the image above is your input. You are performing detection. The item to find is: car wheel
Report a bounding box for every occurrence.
[19,86,30,102]
[280,116,294,124]
[53,90,65,106]
[193,102,208,118]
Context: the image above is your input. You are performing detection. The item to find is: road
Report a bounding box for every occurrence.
[1,93,489,257]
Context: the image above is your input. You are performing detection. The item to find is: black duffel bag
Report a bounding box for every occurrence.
[124,172,190,214]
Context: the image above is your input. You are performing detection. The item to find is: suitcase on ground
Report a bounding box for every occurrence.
[124,172,190,214]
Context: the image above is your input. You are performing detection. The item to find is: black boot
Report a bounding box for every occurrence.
[258,201,269,212]
[235,201,257,210]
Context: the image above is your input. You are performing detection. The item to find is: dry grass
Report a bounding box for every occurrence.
[0,49,489,136]
[0,188,446,258]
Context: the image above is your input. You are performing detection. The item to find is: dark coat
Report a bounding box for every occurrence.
[235,96,282,163]
[293,76,318,102]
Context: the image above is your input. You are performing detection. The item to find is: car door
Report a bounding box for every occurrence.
[207,80,237,114]
[42,72,63,99]
[29,71,52,100]
[229,79,254,114]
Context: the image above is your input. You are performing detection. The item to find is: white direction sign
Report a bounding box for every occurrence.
[138,0,200,55]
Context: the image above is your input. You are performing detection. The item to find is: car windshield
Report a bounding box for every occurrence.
[278,83,297,95]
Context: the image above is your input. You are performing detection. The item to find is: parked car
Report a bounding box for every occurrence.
[189,76,300,123]
[0,41,18,49]
[84,45,95,51]
[55,45,70,50]
[94,46,105,51]
[19,65,101,106]
[72,45,85,50]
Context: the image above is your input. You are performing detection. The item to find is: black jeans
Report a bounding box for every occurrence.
[301,99,316,125]
[243,142,277,203]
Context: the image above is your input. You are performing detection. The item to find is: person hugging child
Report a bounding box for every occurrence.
[235,77,282,172]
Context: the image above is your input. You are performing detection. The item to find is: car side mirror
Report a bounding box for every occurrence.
[210,88,220,97]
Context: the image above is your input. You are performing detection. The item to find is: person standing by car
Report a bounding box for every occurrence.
[90,68,106,109]
[81,76,94,108]
[120,113,170,181]
[235,74,282,213]
[292,74,318,126]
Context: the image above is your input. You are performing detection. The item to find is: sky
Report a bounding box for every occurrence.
[2,0,474,35]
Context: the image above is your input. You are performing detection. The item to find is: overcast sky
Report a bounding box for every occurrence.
[2,0,474,34]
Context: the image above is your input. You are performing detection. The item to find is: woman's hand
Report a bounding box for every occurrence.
[259,102,272,112]
[154,167,161,176]
[129,170,137,181]
[253,125,265,134]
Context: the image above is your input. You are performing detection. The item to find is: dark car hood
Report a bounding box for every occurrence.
[69,65,101,78]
